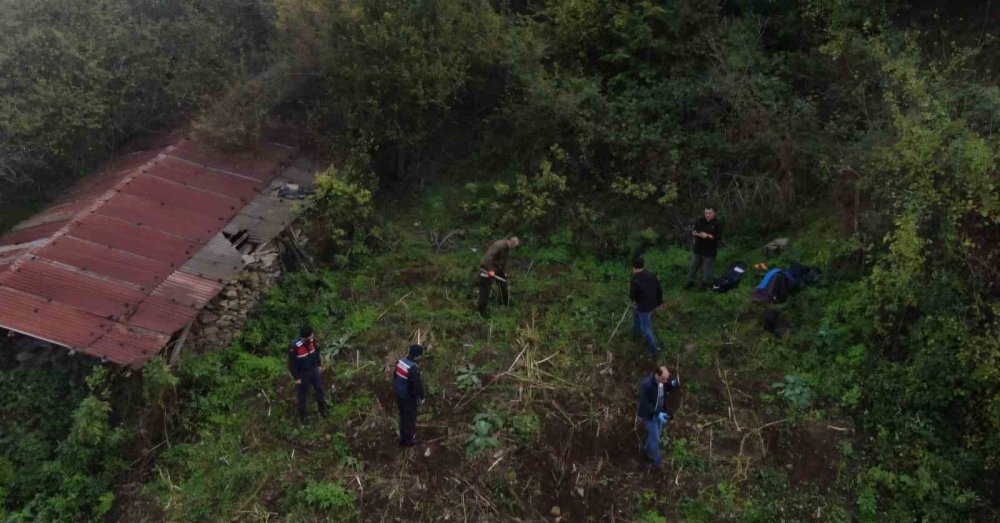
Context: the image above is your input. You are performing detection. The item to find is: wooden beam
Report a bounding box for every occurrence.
[169,320,193,367]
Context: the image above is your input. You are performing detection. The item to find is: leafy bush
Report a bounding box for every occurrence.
[455,364,482,390]
[466,412,504,458]
[299,480,357,519]
[772,375,814,410]
[305,164,376,264]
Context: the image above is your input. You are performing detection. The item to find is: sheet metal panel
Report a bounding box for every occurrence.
[34,236,173,289]
[147,156,264,202]
[179,234,244,283]
[151,271,224,310]
[68,214,201,266]
[90,323,170,365]
[96,193,223,242]
[53,150,162,206]
[0,259,144,320]
[278,165,317,188]
[240,194,298,223]
[0,220,68,247]
[11,201,89,232]
[126,293,197,335]
[170,140,293,182]
[0,287,110,349]
[0,247,29,265]
[121,173,245,219]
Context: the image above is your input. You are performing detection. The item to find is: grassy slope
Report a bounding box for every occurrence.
[135,184,859,522]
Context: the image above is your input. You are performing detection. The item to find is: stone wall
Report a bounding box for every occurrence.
[187,241,283,354]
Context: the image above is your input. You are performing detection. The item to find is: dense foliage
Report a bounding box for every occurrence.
[0,0,273,199]
[0,0,996,520]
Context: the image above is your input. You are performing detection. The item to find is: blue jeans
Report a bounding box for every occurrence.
[633,310,659,353]
[643,418,663,465]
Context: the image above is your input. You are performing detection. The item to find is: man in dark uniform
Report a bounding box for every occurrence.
[637,366,680,467]
[394,344,426,446]
[477,236,521,317]
[287,326,327,423]
[686,205,723,290]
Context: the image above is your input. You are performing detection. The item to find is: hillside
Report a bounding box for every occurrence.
[0,0,996,521]
[117,186,858,521]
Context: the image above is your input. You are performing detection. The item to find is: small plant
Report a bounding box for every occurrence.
[466,412,503,458]
[299,480,356,520]
[772,375,814,409]
[322,333,353,359]
[455,364,481,390]
[509,413,540,444]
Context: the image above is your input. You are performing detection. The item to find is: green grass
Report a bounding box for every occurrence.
[139,189,860,521]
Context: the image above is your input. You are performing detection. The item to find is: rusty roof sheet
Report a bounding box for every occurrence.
[0,138,296,367]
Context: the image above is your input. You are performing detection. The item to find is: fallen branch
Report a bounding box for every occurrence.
[607,305,632,344]
[716,356,742,432]
[377,291,414,321]
[453,347,527,412]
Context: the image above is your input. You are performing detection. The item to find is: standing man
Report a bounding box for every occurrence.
[686,205,723,290]
[630,257,663,355]
[637,366,680,467]
[478,236,521,317]
[288,326,327,423]
[394,344,426,446]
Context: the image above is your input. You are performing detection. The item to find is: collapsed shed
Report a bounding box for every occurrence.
[0,138,318,367]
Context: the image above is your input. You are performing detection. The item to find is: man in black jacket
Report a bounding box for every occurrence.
[630,257,663,355]
[637,366,680,467]
[287,326,327,423]
[394,344,426,446]
[686,206,723,290]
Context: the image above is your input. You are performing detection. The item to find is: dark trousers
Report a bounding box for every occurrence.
[296,367,327,421]
[477,272,509,315]
[688,254,716,285]
[397,397,419,444]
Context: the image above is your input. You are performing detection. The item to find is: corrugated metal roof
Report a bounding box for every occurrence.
[0,138,297,367]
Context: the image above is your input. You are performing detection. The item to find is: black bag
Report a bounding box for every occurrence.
[786,261,822,288]
[712,262,748,293]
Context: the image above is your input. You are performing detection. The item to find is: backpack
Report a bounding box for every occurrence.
[785,261,822,288]
[752,269,790,304]
[712,262,748,293]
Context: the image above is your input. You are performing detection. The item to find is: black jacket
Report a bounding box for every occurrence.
[692,217,723,257]
[637,374,680,421]
[630,269,663,313]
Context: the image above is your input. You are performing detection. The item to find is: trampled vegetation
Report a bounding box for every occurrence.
[0,0,997,521]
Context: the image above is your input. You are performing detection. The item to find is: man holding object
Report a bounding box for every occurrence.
[686,205,723,291]
[478,236,520,317]
[637,366,680,467]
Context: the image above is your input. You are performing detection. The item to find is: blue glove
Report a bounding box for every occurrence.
[658,412,670,424]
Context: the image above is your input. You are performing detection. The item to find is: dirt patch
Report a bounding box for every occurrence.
[399,267,437,286]
[766,422,845,486]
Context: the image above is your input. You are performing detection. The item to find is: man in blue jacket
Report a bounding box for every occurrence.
[394,344,426,446]
[637,366,680,467]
